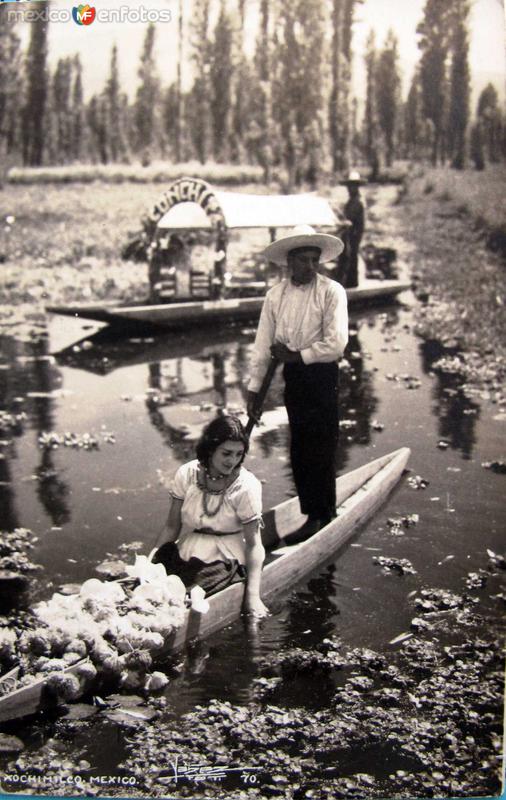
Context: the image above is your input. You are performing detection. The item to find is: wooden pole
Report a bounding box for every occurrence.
[245,358,279,437]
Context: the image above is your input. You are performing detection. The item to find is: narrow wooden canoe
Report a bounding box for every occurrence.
[46,280,410,328]
[0,447,409,723]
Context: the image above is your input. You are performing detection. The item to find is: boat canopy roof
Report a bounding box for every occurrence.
[157,191,338,230]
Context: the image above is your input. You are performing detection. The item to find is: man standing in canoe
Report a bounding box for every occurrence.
[247,225,348,541]
[339,170,366,288]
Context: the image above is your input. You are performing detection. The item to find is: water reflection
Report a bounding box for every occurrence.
[144,343,250,463]
[0,456,19,531]
[145,392,196,464]
[52,319,382,486]
[337,328,378,474]
[30,340,72,526]
[167,615,268,709]
[277,566,341,652]
[36,452,71,526]
[54,325,252,377]
[420,340,480,459]
[0,333,71,530]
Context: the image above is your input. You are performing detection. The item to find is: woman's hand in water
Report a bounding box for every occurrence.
[243,596,270,619]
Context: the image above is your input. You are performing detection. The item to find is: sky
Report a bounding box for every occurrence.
[14,0,506,110]
[353,0,506,105]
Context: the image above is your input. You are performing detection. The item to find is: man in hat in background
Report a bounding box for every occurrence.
[337,170,366,288]
[246,225,348,541]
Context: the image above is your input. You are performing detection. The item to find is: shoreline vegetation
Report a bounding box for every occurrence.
[393,165,505,394]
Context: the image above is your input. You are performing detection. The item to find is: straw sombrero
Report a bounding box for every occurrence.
[263,225,344,266]
[340,170,367,185]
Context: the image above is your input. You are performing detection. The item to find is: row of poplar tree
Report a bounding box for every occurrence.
[0,0,504,182]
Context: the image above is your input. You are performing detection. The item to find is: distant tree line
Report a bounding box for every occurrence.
[1,0,505,184]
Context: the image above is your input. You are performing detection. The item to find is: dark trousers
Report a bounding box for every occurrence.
[335,231,361,288]
[283,362,339,520]
[346,234,361,288]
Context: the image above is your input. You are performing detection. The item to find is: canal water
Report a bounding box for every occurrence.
[0,191,504,793]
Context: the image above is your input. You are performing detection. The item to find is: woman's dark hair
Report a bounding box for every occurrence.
[196,415,249,467]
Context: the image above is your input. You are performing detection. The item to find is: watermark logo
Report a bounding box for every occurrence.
[72,4,96,25]
[5,4,172,22]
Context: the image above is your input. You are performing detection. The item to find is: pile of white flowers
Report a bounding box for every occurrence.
[1,554,209,700]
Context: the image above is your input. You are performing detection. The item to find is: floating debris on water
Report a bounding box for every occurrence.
[94,559,127,579]
[0,734,25,755]
[437,554,455,566]
[387,514,419,535]
[38,432,99,451]
[432,355,466,376]
[0,528,40,582]
[372,556,417,575]
[385,373,422,390]
[104,705,158,728]
[465,570,488,590]
[37,430,117,451]
[413,588,465,613]
[407,474,429,490]
[339,418,357,429]
[0,410,27,434]
[389,632,413,646]
[410,616,433,632]
[487,549,506,570]
[481,460,506,474]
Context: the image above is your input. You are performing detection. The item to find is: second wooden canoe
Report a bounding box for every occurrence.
[46,280,410,328]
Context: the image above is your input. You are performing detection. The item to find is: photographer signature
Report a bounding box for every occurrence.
[159,755,261,786]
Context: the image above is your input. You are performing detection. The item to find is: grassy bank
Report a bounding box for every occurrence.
[6,161,412,188]
[0,183,156,318]
[411,164,506,236]
[392,165,506,387]
[6,161,265,186]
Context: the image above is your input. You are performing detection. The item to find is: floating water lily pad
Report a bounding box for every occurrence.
[58,583,81,596]
[60,703,99,721]
[0,571,29,592]
[106,693,146,708]
[104,707,157,727]
[372,556,417,575]
[0,734,25,754]
[95,560,127,578]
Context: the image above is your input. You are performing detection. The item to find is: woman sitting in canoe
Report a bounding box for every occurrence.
[153,415,269,619]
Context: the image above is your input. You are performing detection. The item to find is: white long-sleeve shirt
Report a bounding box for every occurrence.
[248,273,349,392]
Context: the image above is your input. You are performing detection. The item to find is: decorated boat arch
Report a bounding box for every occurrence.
[139,177,343,301]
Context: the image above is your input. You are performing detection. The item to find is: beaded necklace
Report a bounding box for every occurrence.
[199,466,238,519]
